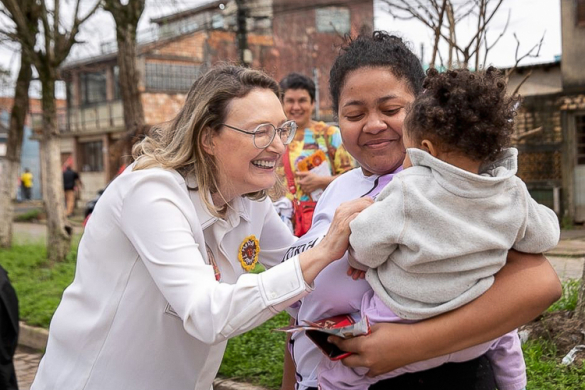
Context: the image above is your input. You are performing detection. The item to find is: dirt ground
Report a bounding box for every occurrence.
[521,311,585,365]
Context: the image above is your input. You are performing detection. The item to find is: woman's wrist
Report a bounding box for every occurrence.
[320,174,337,189]
[298,245,331,285]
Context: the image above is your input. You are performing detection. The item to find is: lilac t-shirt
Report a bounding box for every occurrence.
[282,167,401,390]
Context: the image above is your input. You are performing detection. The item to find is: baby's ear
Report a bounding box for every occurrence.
[421,139,439,157]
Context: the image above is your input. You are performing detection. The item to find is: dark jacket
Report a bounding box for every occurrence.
[0,265,19,390]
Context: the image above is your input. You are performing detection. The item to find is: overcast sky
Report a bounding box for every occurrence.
[0,0,562,96]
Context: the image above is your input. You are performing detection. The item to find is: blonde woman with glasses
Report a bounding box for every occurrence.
[31,65,371,390]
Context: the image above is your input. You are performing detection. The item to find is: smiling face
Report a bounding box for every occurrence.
[207,88,288,203]
[282,88,314,129]
[338,67,415,176]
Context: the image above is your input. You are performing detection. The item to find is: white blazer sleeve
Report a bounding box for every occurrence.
[258,199,298,269]
[119,171,311,345]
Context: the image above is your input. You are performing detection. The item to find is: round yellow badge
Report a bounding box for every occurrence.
[238,235,260,271]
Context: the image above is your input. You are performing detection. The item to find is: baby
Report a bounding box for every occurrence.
[318,67,560,390]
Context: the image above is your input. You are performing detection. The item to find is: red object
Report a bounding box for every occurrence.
[62,155,73,172]
[306,314,361,361]
[282,148,316,237]
[116,163,128,177]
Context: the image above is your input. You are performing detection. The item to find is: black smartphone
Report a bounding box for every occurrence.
[306,330,352,361]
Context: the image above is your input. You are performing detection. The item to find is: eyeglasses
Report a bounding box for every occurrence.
[221,120,297,149]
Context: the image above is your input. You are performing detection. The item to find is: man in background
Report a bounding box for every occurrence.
[20,168,33,201]
[63,165,82,218]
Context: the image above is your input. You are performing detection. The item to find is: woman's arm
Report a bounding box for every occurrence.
[295,170,338,194]
[329,250,562,376]
[298,197,373,283]
[121,171,372,345]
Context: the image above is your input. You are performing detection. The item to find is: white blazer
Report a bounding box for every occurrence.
[31,167,309,390]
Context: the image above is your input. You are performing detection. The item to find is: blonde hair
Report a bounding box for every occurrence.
[132,65,281,216]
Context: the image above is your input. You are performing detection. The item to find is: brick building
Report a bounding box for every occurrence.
[507,0,585,223]
[35,0,373,202]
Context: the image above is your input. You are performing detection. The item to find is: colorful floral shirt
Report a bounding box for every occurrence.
[278,121,355,202]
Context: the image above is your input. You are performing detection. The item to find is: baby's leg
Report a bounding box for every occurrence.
[366,289,498,376]
[318,291,499,388]
[485,330,526,390]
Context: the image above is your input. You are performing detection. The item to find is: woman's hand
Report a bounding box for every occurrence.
[298,197,373,284]
[296,171,332,194]
[328,251,561,377]
[328,323,420,376]
[318,197,374,261]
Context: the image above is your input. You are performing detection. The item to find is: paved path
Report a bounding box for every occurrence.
[9,223,585,388]
[14,347,41,390]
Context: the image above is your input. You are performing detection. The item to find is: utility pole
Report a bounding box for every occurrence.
[235,0,251,66]
[313,68,320,120]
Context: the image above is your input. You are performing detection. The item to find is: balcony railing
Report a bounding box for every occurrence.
[31,100,125,135]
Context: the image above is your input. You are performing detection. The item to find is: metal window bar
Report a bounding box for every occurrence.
[82,141,104,172]
[145,63,201,92]
[576,115,585,165]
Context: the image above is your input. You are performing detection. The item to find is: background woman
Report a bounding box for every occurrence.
[30,65,369,390]
[276,73,354,236]
[281,32,561,390]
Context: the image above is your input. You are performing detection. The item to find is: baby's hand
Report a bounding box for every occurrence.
[347,266,366,280]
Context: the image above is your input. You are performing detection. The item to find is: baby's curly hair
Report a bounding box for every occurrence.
[404,66,520,162]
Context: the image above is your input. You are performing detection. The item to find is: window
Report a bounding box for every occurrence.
[145,62,201,92]
[578,0,585,26]
[80,71,107,105]
[315,7,350,34]
[211,14,224,29]
[81,141,103,172]
[576,115,585,165]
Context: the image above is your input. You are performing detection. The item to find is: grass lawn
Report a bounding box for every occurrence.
[1,239,584,389]
[1,238,79,328]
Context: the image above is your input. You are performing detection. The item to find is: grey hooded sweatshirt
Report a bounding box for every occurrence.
[348,148,560,320]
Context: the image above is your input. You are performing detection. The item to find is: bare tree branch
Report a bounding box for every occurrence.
[504,32,545,81]
[431,0,448,67]
[463,0,504,66]
[510,69,532,96]
[511,126,542,142]
[383,0,543,71]
[482,9,510,68]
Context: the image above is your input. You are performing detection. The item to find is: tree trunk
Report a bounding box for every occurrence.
[0,54,32,248]
[430,0,448,68]
[113,26,145,173]
[447,2,455,69]
[105,0,146,179]
[39,70,71,263]
[577,265,585,321]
